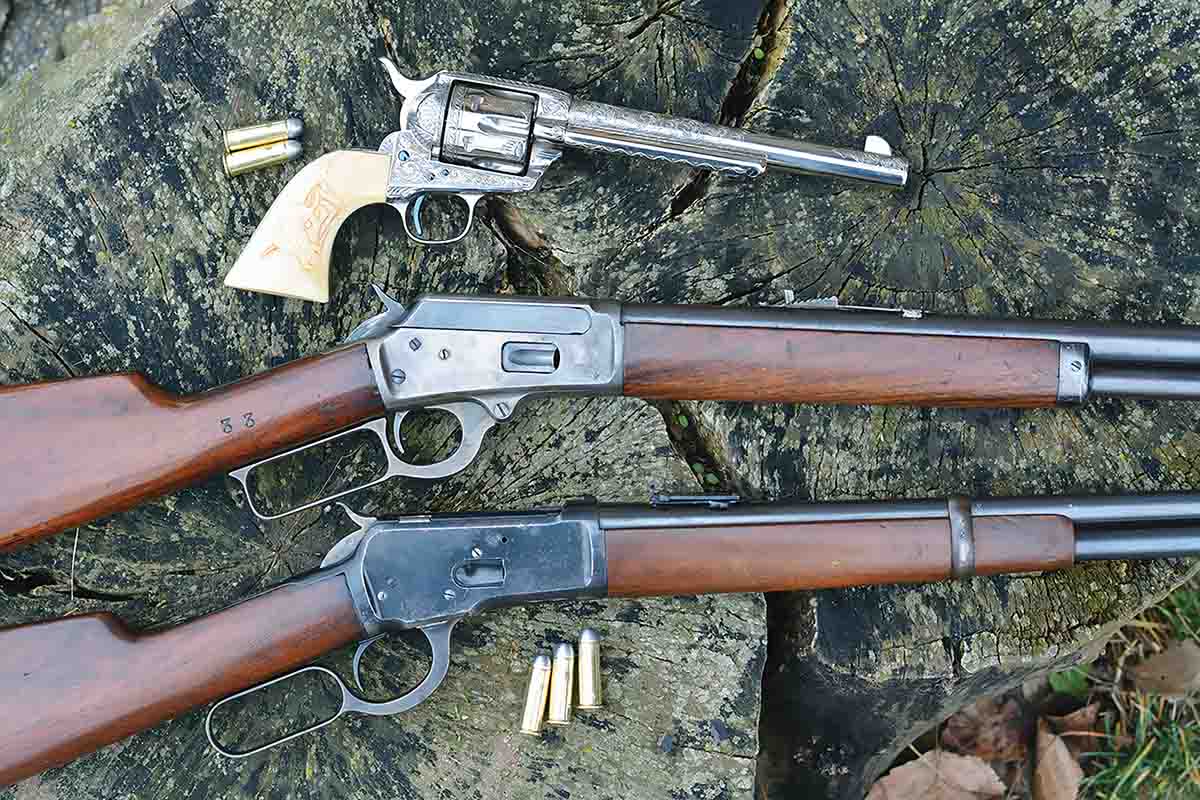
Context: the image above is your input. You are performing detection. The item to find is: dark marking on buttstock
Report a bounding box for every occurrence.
[0,345,383,550]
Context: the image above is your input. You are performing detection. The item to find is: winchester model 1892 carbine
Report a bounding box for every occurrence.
[1,491,1198,784]
[3,288,1200,550]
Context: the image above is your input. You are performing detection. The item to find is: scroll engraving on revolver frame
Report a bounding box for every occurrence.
[228,286,625,520]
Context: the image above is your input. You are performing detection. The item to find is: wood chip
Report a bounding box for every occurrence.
[1130,639,1200,699]
[1034,719,1083,800]
[866,751,1005,800]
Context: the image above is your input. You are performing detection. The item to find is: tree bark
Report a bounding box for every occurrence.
[0,1,1197,798]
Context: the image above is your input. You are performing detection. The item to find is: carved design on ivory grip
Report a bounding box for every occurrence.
[224,150,391,303]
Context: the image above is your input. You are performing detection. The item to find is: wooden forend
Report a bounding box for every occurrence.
[605,515,1076,597]
[622,323,1062,407]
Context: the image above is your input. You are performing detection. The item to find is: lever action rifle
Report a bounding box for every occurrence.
[1,491,1198,784]
[4,288,1200,550]
[222,59,908,303]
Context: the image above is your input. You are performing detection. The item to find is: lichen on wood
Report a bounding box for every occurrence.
[1,0,1198,798]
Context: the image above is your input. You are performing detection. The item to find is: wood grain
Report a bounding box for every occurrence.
[605,514,1076,597]
[0,573,364,786]
[974,515,1075,574]
[0,345,382,550]
[606,519,955,596]
[622,323,1061,407]
[223,149,392,302]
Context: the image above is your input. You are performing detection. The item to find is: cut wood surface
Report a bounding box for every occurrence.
[0,1,1198,798]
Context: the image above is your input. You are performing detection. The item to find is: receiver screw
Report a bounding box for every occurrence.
[471,546,483,558]
[496,402,510,418]
[438,348,451,360]
[409,337,422,351]
[390,368,406,384]
[443,588,457,600]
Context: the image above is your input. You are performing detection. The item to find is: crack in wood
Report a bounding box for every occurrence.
[668,0,795,220]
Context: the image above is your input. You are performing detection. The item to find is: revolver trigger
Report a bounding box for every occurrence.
[351,634,388,693]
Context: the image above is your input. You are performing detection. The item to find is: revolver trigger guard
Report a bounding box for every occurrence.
[387,402,499,481]
[396,192,478,246]
[351,634,388,693]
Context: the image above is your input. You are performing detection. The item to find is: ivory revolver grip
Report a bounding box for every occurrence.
[224,150,391,303]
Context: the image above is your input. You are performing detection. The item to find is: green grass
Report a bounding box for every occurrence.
[1079,577,1200,799]
[1082,694,1200,799]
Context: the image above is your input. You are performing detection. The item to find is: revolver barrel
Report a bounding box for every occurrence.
[561,99,909,187]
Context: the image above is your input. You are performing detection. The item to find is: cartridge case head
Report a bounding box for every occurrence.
[223,118,304,153]
[546,642,575,725]
[519,654,553,735]
[223,140,303,178]
[577,628,603,709]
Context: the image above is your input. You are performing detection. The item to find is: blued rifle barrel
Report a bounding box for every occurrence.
[1075,524,1200,560]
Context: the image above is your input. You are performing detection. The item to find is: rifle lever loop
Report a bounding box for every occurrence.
[228,403,498,521]
[205,620,456,758]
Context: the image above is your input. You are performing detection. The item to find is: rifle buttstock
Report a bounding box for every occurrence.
[0,574,364,786]
[223,149,391,303]
[0,345,382,550]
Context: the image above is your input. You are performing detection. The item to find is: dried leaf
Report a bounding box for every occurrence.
[943,697,1026,762]
[1035,720,1083,800]
[866,751,1005,800]
[1130,639,1200,699]
[1046,703,1101,761]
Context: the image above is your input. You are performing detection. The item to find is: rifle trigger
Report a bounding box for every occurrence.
[351,634,388,692]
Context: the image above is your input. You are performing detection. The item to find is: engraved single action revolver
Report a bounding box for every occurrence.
[223,59,910,302]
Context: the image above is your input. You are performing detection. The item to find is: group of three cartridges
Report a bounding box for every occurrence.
[521,629,603,735]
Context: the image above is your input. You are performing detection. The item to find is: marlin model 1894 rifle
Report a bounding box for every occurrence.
[1,491,1198,784]
[222,59,909,303]
[3,288,1200,550]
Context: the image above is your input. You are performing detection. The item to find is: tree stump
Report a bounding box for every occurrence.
[0,1,1197,798]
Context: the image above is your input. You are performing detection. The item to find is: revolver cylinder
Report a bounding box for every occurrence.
[441,83,539,175]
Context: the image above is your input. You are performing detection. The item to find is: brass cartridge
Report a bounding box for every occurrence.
[519,654,552,735]
[224,118,304,153]
[223,140,303,178]
[577,629,602,709]
[546,642,575,725]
